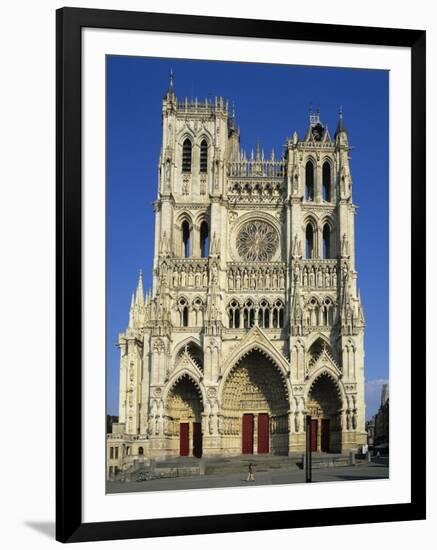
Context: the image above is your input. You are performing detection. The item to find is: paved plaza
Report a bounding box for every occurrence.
[106,458,389,494]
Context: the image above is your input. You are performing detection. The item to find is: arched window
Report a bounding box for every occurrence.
[305,160,314,201]
[178,297,189,327]
[272,300,284,328]
[200,140,208,173]
[200,221,209,258]
[228,299,240,328]
[258,299,270,328]
[243,300,255,329]
[322,162,331,202]
[309,297,320,326]
[193,297,203,326]
[138,447,144,455]
[322,298,334,326]
[306,224,314,259]
[182,138,192,172]
[323,224,331,259]
[182,220,190,257]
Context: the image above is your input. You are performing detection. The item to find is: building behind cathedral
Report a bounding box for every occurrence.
[107,74,367,476]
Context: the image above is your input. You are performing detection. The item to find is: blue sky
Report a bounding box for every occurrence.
[106,56,389,420]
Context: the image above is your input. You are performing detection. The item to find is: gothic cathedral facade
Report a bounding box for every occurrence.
[108,77,366,472]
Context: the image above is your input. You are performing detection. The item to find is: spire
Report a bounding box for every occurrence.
[128,293,135,328]
[256,138,261,160]
[164,67,176,99]
[229,100,237,131]
[335,105,348,138]
[135,270,144,306]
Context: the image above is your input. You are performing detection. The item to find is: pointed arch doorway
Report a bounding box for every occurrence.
[166,375,203,458]
[222,349,289,455]
[307,373,343,452]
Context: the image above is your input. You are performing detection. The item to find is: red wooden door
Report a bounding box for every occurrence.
[321,419,330,452]
[179,422,189,456]
[242,414,254,454]
[257,413,269,454]
[310,419,318,452]
[193,422,202,458]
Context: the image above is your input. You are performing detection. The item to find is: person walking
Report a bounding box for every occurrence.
[246,462,255,482]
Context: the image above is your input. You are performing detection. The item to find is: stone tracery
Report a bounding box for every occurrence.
[237,220,279,262]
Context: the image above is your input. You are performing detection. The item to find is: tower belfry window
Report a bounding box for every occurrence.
[200,221,209,258]
[305,161,314,201]
[182,220,190,257]
[182,139,192,172]
[323,162,331,202]
[306,224,314,259]
[200,140,208,173]
[323,224,331,259]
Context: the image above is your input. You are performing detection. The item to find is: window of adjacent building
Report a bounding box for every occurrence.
[306,224,314,259]
[114,447,118,459]
[200,140,208,173]
[182,138,192,172]
[182,220,190,257]
[305,160,314,201]
[322,162,331,202]
[109,447,114,459]
[200,221,209,258]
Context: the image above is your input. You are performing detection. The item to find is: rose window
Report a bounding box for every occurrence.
[236,221,278,262]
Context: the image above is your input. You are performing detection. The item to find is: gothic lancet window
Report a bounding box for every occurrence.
[182,220,190,257]
[305,160,314,201]
[306,224,314,259]
[243,300,255,329]
[322,162,331,202]
[200,221,209,258]
[323,224,331,259]
[182,138,192,172]
[228,299,240,328]
[322,298,334,326]
[200,139,208,173]
[272,300,284,328]
[179,297,189,327]
[258,299,270,328]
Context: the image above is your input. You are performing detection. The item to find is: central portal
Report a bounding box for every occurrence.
[222,349,289,455]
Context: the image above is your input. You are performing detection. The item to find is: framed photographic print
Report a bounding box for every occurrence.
[56,7,426,543]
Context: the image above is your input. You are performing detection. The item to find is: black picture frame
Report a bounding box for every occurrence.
[56,7,426,543]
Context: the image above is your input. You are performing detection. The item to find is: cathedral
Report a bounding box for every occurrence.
[107,73,366,473]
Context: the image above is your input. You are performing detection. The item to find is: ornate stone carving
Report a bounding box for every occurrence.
[236,220,279,262]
